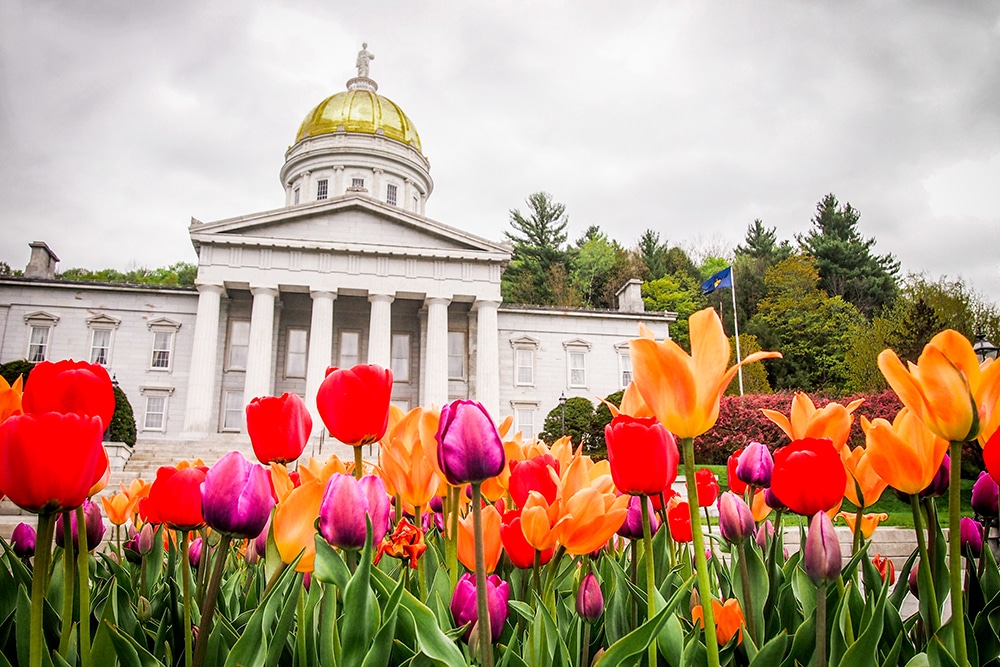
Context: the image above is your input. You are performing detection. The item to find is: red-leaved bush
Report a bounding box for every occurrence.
[693,390,903,465]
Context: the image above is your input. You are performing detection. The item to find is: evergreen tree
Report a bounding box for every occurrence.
[735,219,791,264]
[501,192,572,306]
[636,229,668,280]
[798,194,899,318]
[733,220,792,324]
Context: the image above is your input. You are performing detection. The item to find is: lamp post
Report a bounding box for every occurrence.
[559,392,567,436]
[974,331,999,364]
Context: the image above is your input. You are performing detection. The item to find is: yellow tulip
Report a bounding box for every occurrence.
[838,512,889,540]
[863,409,949,495]
[630,309,780,439]
[878,330,985,443]
[273,479,324,572]
[761,393,864,451]
[0,375,23,423]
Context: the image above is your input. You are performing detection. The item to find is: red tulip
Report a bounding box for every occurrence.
[605,414,679,497]
[770,438,846,516]
[727,449,747,495]
[508,454,559,509]
[668,501,692,543]
[499,508,552,569]
[0,412,105,513]
[21,360,115,428]
[142,465,207,531]
[316,364,392,446]
[246,393,313,465]
[694,468,720,507]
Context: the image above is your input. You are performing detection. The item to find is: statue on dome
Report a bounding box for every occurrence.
[356,43,374,78]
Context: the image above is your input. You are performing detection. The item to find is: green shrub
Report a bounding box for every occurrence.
[109,384,137,446]
[0,359,34,386]
[539,396,596,450]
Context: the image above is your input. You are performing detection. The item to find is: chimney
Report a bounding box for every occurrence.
[25,242,59,279]
[616,279,645,313]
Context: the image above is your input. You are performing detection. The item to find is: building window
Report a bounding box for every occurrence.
[386,183,397,206]
[143,395,167,430]
[391,333,410,382]
[90,329,112,366]
[339,331,360,368]
[223,390,244,431]
[351,177,365,189]
[515,349,534,385]
[511,404,539,440]
[151,332,173,369]
[294,187,300,204]
[391,399,410,412]
[569,351,586,388]
[317,179,329,200]
[448,331,466,379]
[27,326,50,363]
[227,320,251,370]
[286,328,308,378]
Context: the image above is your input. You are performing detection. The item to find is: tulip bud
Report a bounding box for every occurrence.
[138,523,156,555]
[718,492,755,544]
[908,559,920,598]
[450,573,510,642]
[137,596,152,622]
[919,455,950,498]
[694,468,720,507]
[11,522,36,558]
[617,495,659,540]
[755,519,775,551]
[429,495,444,513]
[804,511,841,586]
[303,572,312,591]
[736,442,773,487]
[254,515,270,560]
[189,537,204,569]
[763,487,785,511]
[576,573,604,622]
[971,472,999,517]
[54,500,106,553]
[960,517,984,558]
[872,554,895,584]
[689,585,701,614]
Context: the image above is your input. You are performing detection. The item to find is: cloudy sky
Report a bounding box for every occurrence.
[2,1,999,300]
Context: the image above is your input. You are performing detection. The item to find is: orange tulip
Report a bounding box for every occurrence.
[380,407,442,512]
[298,454,350,486]
[840,445,887,508]
[0,375,23,423]
[457,502,502,573]
[554,485,629,555]
[863,409,950,495]
[101,492,137,526]
[693,598,745,646]
[273,479,324,572]
[761,393,864,451]
[978,358,1000,445]
[878,330,988,443]
[838,511,888,540]
[750,489,772,523]
[521,491,561,552]
[602,381,655,419]
[630,309,781,439]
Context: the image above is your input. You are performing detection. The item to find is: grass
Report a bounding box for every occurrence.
[697,464,976,529]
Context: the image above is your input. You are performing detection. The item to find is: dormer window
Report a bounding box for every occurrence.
[316,179,328,200]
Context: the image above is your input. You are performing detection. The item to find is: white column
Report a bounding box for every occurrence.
[334,166,345,197]
[367,293,394,369]
[305,290,336,431]
[373,168,383,201]
[183,283,226,435]
[424,296,451,407]
[475,299,501,419]
[244,286,278,403]
[302,171,312,202]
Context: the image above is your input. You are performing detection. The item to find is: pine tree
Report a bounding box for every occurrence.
[501,192,572,305]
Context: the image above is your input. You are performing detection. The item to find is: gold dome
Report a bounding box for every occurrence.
[294,85,422,153]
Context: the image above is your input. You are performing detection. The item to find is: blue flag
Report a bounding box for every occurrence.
[701,266,733,294]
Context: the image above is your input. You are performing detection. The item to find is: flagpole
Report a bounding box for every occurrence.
[730,266,744,395]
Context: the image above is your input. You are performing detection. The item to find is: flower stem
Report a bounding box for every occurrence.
[948,440,969,666]
[181,532,193,667]
[815,581,828,667]
[76,505,91,667]
[354,446,364,480]
[415,505,427,602]
[640,494,658,667]
[193,535,232,667]
[682,437,720,667]
[910,493,940,639]
[447,486,460,592]
[736,539,758,645]
[470,483,494,667]
[30,513,56,667]
[581,619,591,667]
[58,512,75,656]
[852,506,863,558]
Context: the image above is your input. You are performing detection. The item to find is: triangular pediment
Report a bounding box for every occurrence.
[189,195,509,260]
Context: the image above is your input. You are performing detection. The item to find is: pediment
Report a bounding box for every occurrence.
[190,196,509,260]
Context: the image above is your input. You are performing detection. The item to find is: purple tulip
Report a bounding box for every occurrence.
[254,514,270,558]
[736,442,773,487]
[319,473,390,550]
[55,500,105,552]
[450,573,510,642]
[755,519,775,550]
[909,559,920,598]
[201,451,275,539]
[137,523,156,555]
[617,495,659,540]
[960,517,984,558]
[718,492,755,544]
[804,511,841,586]
[11,522,36,558]
[971,471,999,517]
[920,455,950,498]
[576,573,604,622]
[763,487,785,510]
[435,400,506,485]
[189,537,204,569]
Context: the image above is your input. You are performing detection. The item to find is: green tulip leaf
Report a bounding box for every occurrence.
[841,577,887,667]
[103,619,165,667]
[264,574,302,666]
[360,575,404,667]
[903,654,930,667]
[679,633,707,667]
[881,631,905,667]
[341,526,378,667]
[889,551,918,612]
[15,585,29,667]
[313,535,351,590]
[657,613,684,667]
[748,630,788,667]
[318,584,340,666]
[780,614,814,667]
[927,636,960,667]
[594,604,671,667]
